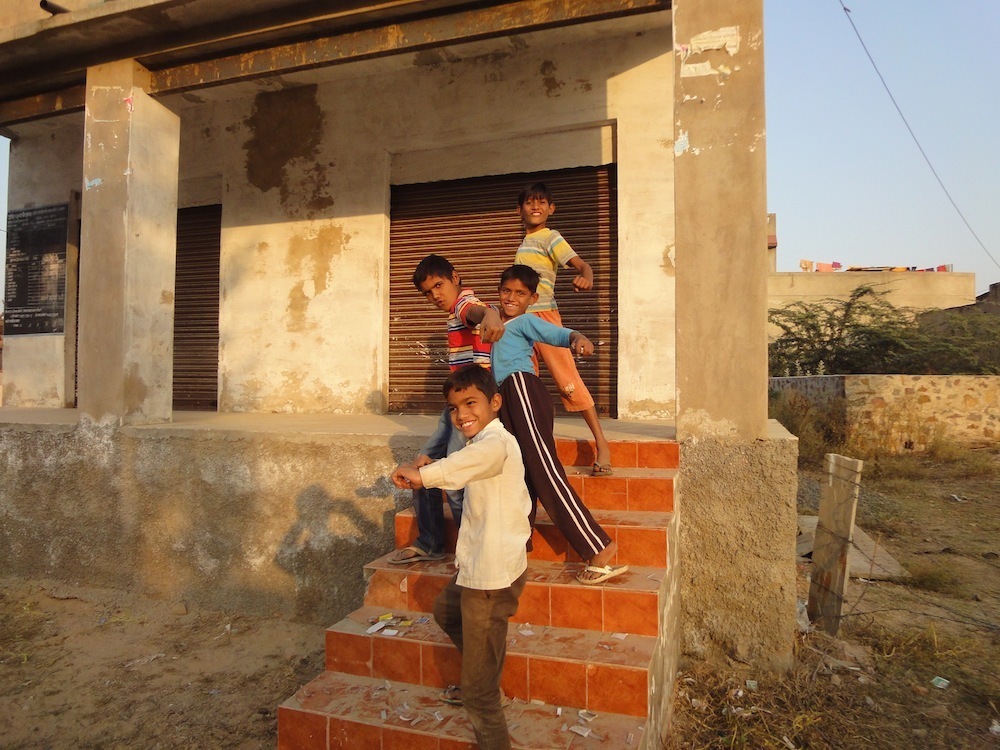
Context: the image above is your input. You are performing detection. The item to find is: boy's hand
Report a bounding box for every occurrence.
[391,465,424,489]
[412,455,433,468]
[478,306,505,343]
[572,272,594,292]
[569,332,594,357]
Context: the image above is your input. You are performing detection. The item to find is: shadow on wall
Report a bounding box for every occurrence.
[273,436,419,624]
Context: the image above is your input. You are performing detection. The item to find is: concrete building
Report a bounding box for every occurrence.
[0,1,797,742]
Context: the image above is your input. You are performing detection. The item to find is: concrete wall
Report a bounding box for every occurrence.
[678,421,798,670]
[5,15,677,418]
[0,415,422,625]
[673,0,769,440]
[3,117,84,407]
[646,507,681,746]
[769,271,976,319]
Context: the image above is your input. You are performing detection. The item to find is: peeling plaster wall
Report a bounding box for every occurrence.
[173,19,675,414]
[3,116,84,407]
[3,18,676,416]
[0,418,416,624]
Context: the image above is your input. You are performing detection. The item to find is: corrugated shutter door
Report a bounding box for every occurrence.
[173,204,221,411]
[389,166,617,416]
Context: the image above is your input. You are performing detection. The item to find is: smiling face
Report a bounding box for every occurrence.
[498,277,539,320]
[417,272,462,312]
[517,195,555,232]
[446,384,502,440]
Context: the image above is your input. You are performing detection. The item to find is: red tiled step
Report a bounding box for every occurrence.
[555,437,679,470]
[529,508,672,567]
[395,507,673,568]
[563,467,675,512]
[278,670,647,750]
[363,555,663,637]
[326,605,654,716]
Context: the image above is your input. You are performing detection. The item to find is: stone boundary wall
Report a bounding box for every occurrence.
[770,375,1000,453]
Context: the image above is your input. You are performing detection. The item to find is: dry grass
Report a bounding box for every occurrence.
[667,621,1000,749]
[673,422,1000,749]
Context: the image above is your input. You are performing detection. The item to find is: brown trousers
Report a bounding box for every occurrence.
[433,571,527,750]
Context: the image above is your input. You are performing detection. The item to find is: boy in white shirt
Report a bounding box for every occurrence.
[391,365,530,750]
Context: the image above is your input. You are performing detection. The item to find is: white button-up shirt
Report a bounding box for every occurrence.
[419,418,531,590]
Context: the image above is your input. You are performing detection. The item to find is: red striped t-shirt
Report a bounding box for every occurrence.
[447,289,492,370]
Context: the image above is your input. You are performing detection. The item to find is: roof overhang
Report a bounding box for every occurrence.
[0,0,670,126]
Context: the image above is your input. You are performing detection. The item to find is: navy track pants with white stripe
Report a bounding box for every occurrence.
[499,371,611,560]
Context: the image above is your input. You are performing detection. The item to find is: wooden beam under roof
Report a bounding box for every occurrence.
[149,0,669,94]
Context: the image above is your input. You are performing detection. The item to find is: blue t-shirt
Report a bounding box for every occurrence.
[491,314,572,385]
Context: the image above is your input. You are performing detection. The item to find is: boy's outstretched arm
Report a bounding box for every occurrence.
[462,303,504,343]
[567,256,594,292]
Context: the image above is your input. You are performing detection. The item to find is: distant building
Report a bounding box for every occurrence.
[765,214,976,334]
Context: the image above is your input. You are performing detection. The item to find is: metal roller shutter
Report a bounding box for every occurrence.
[173,204,221,411]
[389,166,618,416]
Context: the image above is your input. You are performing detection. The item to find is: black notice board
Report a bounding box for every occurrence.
[4,203,69,335]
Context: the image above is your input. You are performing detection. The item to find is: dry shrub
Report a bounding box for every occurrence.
[866,439,1000,482]
[847,619,1000,713]
[769,390,848,469]
[0,592,47,665]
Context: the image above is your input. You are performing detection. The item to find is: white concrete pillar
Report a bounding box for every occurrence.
[77,59,179,423]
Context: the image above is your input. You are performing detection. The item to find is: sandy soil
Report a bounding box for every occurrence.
[0,578,324,749]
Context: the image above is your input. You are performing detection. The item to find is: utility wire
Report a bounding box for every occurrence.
[837,0,1000,274]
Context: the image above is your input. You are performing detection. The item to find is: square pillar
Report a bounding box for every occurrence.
[671,0,796,675]
[78,60,179,423]
[673,0,769,439]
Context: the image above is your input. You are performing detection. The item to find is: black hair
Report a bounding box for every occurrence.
[517,181,554,206]
[499,264,540,294]
[443,365,498,400]
[413,254,457,289]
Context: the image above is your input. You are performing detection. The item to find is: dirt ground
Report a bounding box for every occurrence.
[0,579,325,749]
[2,450,998,749]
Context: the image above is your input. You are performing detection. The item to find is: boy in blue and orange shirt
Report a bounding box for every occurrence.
[492,264,626,585]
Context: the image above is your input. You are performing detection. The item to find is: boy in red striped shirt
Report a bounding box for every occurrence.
[389,254,503,564]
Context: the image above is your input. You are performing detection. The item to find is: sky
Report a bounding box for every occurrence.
[765,0,1000,295]
[2,1,999,306]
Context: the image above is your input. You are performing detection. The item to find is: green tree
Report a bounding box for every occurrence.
[768,285,1000,376]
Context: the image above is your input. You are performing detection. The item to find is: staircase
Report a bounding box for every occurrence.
[278,433,679,749]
